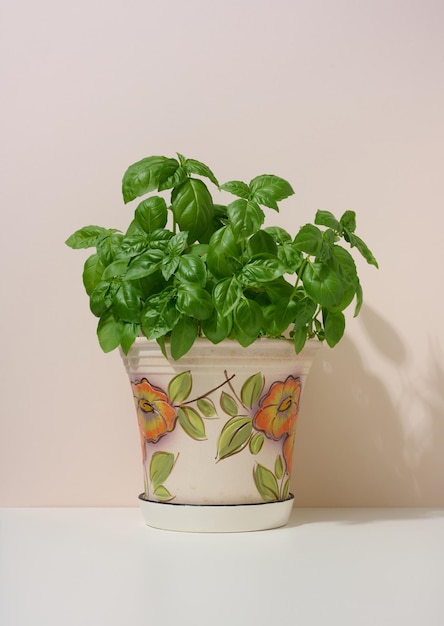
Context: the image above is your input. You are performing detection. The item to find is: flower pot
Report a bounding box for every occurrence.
[121,337,320,532]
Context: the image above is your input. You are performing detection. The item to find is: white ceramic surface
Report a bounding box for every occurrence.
[138,493,295,532]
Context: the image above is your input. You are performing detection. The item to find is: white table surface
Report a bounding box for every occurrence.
[1,507,443,626]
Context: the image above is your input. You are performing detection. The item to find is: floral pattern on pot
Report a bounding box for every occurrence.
[131,370,303,504]
[253,375,301,440]
[132,378,177,444]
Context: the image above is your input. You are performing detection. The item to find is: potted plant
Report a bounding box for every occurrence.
[66,153,378,532]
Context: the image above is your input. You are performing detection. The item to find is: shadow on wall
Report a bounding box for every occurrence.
[292,305,444,507]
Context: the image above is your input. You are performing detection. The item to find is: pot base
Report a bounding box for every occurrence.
[138,494,294,533]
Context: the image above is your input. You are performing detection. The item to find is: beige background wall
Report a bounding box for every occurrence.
[1,0,443,506]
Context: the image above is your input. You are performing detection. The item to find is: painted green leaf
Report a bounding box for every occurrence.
[217,416,253,460]
[197,397,217,417]
[282,477,290,500]
[249,432,265,455]
[149,451,175,490]
[275,455,284,481]
[153,485,174,501]
[253,464,279,502]
[168,371,192,403]
[178,407,207,440]
[220,392,238,417]
[240,372,265,409]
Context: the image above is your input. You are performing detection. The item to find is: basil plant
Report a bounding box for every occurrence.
[66,153,378,360]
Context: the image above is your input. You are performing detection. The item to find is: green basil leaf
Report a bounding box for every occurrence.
[213,277,242,316]
[206,226,242,278]
[171,178,214,243]
[176,285,213,319]
[97,310,124,353]
[274,298,299,333]
[89,281,112,317]
[141,288,178,339]
[102,259,130,280]
[96,233,124,266]
[233,298,263,339]
[264,277,294,303]
[315,210,342,232]
[184,158,219,187]
[177,406,206,440]
[278,243,303,272]
[217,416,253,460]
[82,254,105,295]
[65,225,108,249]
[122,155,168,203]
[120,322,140,354]
[158,158,188,191]
[161,256,180,281]
[112,281,142,323]
[292,296,317,329]
[348,233,379,268]
[227,199,264,240]
[240,255,286,286]
[293,224,324,256]
[323,309,346,348]
[125,250,164,280]
[263,226,292,244]
[253,463,279,502]
[302,261,345,307]
[135,196,168,233]
[293,326,308,353]
[354,279,363,317]
[340,210,356,233]
[246,231,278,257]
[176,255,207,287]
[249,174,294,208]
[170,317,197,360]
[220,180,250,198]
[200,310,232,344]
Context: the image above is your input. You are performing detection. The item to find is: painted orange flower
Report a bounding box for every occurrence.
[283,430,295,475]
[132,378,177,444]
[253,375,301,440]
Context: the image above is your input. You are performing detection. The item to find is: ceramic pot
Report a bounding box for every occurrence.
[121,337,320,532]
